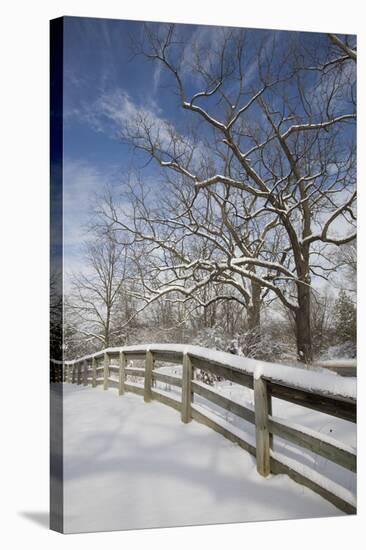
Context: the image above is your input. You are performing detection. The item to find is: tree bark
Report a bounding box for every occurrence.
[246,280,261,354]
[248,280,261,331]
[104,306,111,348]
[295,283,312,364]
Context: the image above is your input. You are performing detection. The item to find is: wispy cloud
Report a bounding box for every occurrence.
[68,88,168,141]
[63,157,138,289]
[180,25,272,90]
[63,158,111,252]
[152,62,163,94]
[66,88,210,174]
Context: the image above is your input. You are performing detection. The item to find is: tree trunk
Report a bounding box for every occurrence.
[248,280,261,330]
[104,309,110,349]
[246,281,261,355]
[295,283,312,364]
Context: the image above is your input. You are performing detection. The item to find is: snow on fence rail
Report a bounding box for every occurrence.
[313,359,356,378]
[50,344,356,515]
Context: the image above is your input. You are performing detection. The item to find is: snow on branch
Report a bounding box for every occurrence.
[281,114,356,140]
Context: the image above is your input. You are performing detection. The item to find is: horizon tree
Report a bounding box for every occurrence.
[66,227,130,351]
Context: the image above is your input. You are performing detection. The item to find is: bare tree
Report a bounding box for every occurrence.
[66,228,129,351]
[100,174,281,347]
[334,240,357,293]
[327,34,357,62]
[114,26,356,362]
[50,269,63,359]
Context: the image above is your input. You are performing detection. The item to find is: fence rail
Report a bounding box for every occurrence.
[50,344,356,514]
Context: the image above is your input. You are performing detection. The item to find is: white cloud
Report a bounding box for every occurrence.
[152,62,163,93]
[69,87,212,174]
[62,158,141,292]
[63,158,106,245]
[71,88,176,151]
[62,158,115,287]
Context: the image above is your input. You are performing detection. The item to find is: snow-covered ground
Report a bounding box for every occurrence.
[62,383,349,534]
[154,365,356,496]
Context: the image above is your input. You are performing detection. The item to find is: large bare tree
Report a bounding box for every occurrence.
[113,27,356,363]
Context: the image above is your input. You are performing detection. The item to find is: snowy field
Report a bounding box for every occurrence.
[62,382,352,534]
[154,364,356,497]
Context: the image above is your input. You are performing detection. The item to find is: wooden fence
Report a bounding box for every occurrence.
[313,359,357,378]
[51,344,356,515]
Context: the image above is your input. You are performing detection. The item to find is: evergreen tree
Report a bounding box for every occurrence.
[333,291,356,344]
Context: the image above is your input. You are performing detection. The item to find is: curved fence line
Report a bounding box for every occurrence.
[50,344,356,515]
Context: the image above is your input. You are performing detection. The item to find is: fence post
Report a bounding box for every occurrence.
[144,350,154,402]
[181,352,193,423]
[267,385,273,451]
[92,357,97,388]
[119,351,126,396]
[103,352,109,390]
[83,360,88,386]
[254,376,271,476]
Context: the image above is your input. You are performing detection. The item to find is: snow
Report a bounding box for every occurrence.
[269,414,356,455]
[317,359,356,367]
[320,342,356,360]
[148,363,356,497]
[270,451,356,509]
[62,384,345,534]
[193,379,356,496]
[192,403,256,447]
[253,363,356,400]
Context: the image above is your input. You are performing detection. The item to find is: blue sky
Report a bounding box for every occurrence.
[63,17,197,272]
[63,18,272,267]
[63,17,152,272]
[62,17,356,278]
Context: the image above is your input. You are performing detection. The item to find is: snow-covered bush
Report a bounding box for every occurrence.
[320,341,356,360]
